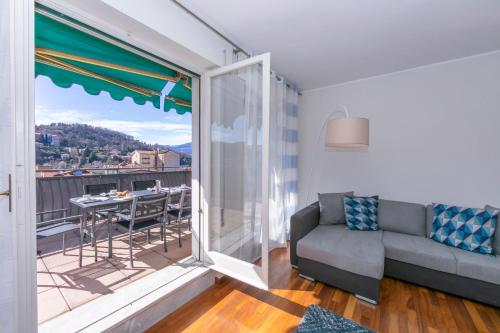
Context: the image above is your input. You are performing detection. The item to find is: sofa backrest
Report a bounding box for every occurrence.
[426,204,434,237]
[378,199,426,236]
[485,204,500,255]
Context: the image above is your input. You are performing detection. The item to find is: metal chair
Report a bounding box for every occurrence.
[36,208,84,267]
[131,179,157,191]
[168,189,192,247]
[110,193,169,267]
[84,183,117,195]
[84,183,120,218]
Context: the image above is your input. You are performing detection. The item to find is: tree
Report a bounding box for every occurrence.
[82,146,91,158]
[88,151,98,163]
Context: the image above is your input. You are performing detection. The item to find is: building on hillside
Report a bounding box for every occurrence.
[96,153,107,160]
[57,161,67,169]
[131,150,181,169]
[158,150,181,169]
[131,150,156,168]
[50,134,61,146]
[35,142,43,156]
[110,148,120,156]
[66,147,78,157]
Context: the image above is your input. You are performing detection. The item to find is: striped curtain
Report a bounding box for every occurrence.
[269,72,299,248]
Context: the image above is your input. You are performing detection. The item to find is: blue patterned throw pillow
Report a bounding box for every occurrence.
[343,196,380,231]
[430,203,498,255]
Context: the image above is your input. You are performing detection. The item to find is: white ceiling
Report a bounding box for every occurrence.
[178,0,500,90]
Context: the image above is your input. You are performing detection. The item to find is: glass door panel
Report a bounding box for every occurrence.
[202,54,270,289]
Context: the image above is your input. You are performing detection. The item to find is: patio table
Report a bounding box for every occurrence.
[69,187,191,264]
[70,189,164,263]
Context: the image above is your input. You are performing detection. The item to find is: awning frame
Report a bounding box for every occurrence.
[35,5,199,80]
[36,4,194,112]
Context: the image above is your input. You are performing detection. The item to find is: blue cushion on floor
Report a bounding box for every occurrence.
[297,304,375,333]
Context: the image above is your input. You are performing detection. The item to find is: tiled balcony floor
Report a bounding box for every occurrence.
[36,220,192,324]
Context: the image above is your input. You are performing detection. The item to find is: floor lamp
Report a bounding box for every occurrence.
[305,105,369,204]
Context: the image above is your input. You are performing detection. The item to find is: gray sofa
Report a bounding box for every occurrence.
[290,199,500,306]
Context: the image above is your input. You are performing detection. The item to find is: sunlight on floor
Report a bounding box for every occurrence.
[37,222,192,324]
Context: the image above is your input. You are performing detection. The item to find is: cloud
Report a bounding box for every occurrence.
[35,105,192,145]
[35,105,93,124]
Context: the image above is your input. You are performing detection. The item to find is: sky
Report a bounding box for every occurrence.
[35,76,192,146]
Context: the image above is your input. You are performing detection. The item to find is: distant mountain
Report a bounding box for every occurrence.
[168,142,192,156]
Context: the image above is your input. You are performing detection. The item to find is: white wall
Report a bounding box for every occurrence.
[298,51,500,209]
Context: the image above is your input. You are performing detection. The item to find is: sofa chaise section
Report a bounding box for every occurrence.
[297,225,384,303]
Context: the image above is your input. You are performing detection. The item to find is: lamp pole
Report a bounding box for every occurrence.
[304,106,350,205]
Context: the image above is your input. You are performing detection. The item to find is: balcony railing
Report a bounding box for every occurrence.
[36,169,192,220]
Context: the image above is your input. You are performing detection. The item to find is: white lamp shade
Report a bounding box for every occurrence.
[325,117,369,148]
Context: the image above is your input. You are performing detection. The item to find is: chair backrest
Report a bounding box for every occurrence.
[84,183,117,195]
[129,193,169,229]
[131,179,157,191]
[179,189,192,210]
[36,208,82,229]
[177,189,192,219]
[36,208,67,224]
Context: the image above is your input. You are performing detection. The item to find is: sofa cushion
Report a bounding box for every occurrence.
[450,247,500,285]
[378,199,426,236]
[383,231,457,274]
[426,204,433,237]
[430,203,498,255]
[344,196,380,231]
[296,225,384,279]
[318,192,353,225]
[485,204,500,255]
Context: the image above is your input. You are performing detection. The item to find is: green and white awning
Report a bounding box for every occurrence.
[35,7,192,114]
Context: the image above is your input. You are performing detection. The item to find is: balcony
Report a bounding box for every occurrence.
[36,170,192,324]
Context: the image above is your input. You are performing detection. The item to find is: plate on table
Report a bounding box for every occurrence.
[76,196,109,204]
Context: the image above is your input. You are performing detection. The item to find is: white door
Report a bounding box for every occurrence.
[201,53,270,289]
[0,0,37,331]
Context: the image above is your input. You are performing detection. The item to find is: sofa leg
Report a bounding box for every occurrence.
[298,273,315,282]
[355,294,377,305]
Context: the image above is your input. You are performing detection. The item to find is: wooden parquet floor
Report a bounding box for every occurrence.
[147,245,500,333]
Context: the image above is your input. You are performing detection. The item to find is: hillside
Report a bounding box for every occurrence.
[36,123,151,152]
[35,123,192,167]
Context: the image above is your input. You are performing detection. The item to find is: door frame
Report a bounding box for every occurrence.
[9,0,38,331]
[12,1,206,330]
[200,53,271,289]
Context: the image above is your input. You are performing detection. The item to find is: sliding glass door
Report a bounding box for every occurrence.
[201,54,270,289]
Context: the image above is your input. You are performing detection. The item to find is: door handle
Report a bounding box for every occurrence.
[0,174,12,212]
